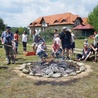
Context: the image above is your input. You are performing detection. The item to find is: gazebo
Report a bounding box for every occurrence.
[73,24,94,37]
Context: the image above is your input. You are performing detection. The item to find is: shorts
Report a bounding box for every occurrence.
[62,44,71,49]
[71,42,75,49]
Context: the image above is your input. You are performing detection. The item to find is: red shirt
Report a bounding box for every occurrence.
[52,43,60,52]
[14,34,19,41]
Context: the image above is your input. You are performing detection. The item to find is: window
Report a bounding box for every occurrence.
[54,20,58,23]
[61,19,66,22]
[42,21,47,27]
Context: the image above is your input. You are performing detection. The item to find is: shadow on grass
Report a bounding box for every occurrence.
[0,66,9,69]
[15,58,28,64]
[34,78,79,86]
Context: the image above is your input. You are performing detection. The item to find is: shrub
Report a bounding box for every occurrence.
[40,29,54,42]
[77,36,86,39]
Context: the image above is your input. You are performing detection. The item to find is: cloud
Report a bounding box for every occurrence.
[0,0,97,27]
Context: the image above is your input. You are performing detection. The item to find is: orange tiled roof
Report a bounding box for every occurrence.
[82,17,88,25]
[29,12,80,27]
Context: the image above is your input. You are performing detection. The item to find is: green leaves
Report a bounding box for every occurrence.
[88,4,98,31]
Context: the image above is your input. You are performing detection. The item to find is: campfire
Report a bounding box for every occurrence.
[19,58,87,78]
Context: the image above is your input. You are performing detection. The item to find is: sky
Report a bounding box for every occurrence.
[0,0,98,27]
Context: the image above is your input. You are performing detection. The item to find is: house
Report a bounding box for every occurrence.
[28,12,85,34]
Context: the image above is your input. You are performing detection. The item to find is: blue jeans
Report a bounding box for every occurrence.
[52,49,62,58]
[37,51,47,58]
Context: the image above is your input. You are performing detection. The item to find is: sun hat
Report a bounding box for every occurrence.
[62,27,67,30]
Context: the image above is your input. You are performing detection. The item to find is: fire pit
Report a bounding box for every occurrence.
[18,59,88,78]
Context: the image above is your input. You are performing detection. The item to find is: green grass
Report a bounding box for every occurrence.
[75,38,93,48]
[0,39,98,98]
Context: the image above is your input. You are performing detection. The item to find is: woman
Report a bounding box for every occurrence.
[14,30,19,53]
[76,44,91,61]
[22,31,28,52]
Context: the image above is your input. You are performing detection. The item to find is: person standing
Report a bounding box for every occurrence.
[53,29,58,39]
[1,26,15,64]
[93,31,98,46]
[70,30,76,54]
[14,30,19,54]
[94,31,98,45]
[60,27,72,60]
[32,30,39,51]
[54,34,61,46]
[90,43,98,62]
[22,31,28,52]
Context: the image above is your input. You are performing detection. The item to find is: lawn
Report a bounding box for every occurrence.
[0,39,98,98]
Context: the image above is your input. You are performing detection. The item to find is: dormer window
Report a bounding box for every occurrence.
[42,21,47,27]
[30,23,32,25]
[34,22,37,25]
[54,20,58,23]
[61,19,66,22]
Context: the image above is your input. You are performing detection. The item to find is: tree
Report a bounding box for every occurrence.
[88,4,98,31]
[11,27,29,35]
[0,18,5,30]
[0,18,5,36]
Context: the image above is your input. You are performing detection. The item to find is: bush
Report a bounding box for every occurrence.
[40,29,54,42]
[77,36,86,39]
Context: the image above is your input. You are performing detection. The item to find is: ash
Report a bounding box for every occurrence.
[19,60,86,78]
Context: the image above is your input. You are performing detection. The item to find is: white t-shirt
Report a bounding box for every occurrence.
[36,44,45,54]
[54,37,61,46]
[22,34,28,42]
[71,33,75,42]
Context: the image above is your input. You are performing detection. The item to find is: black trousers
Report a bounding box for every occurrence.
[22,42,27,51]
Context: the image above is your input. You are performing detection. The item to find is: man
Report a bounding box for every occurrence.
[1,26,15,64]
[36,42,48,60]
[94,32,98,45]
[90,42,98,62]
[60,27,72,60]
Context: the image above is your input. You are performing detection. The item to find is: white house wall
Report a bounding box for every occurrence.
[29,24,73,34]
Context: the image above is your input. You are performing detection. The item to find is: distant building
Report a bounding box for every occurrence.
[28,12,94,36]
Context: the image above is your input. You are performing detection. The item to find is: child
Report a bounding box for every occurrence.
[51,41,62,58]
[84,39,89,46]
